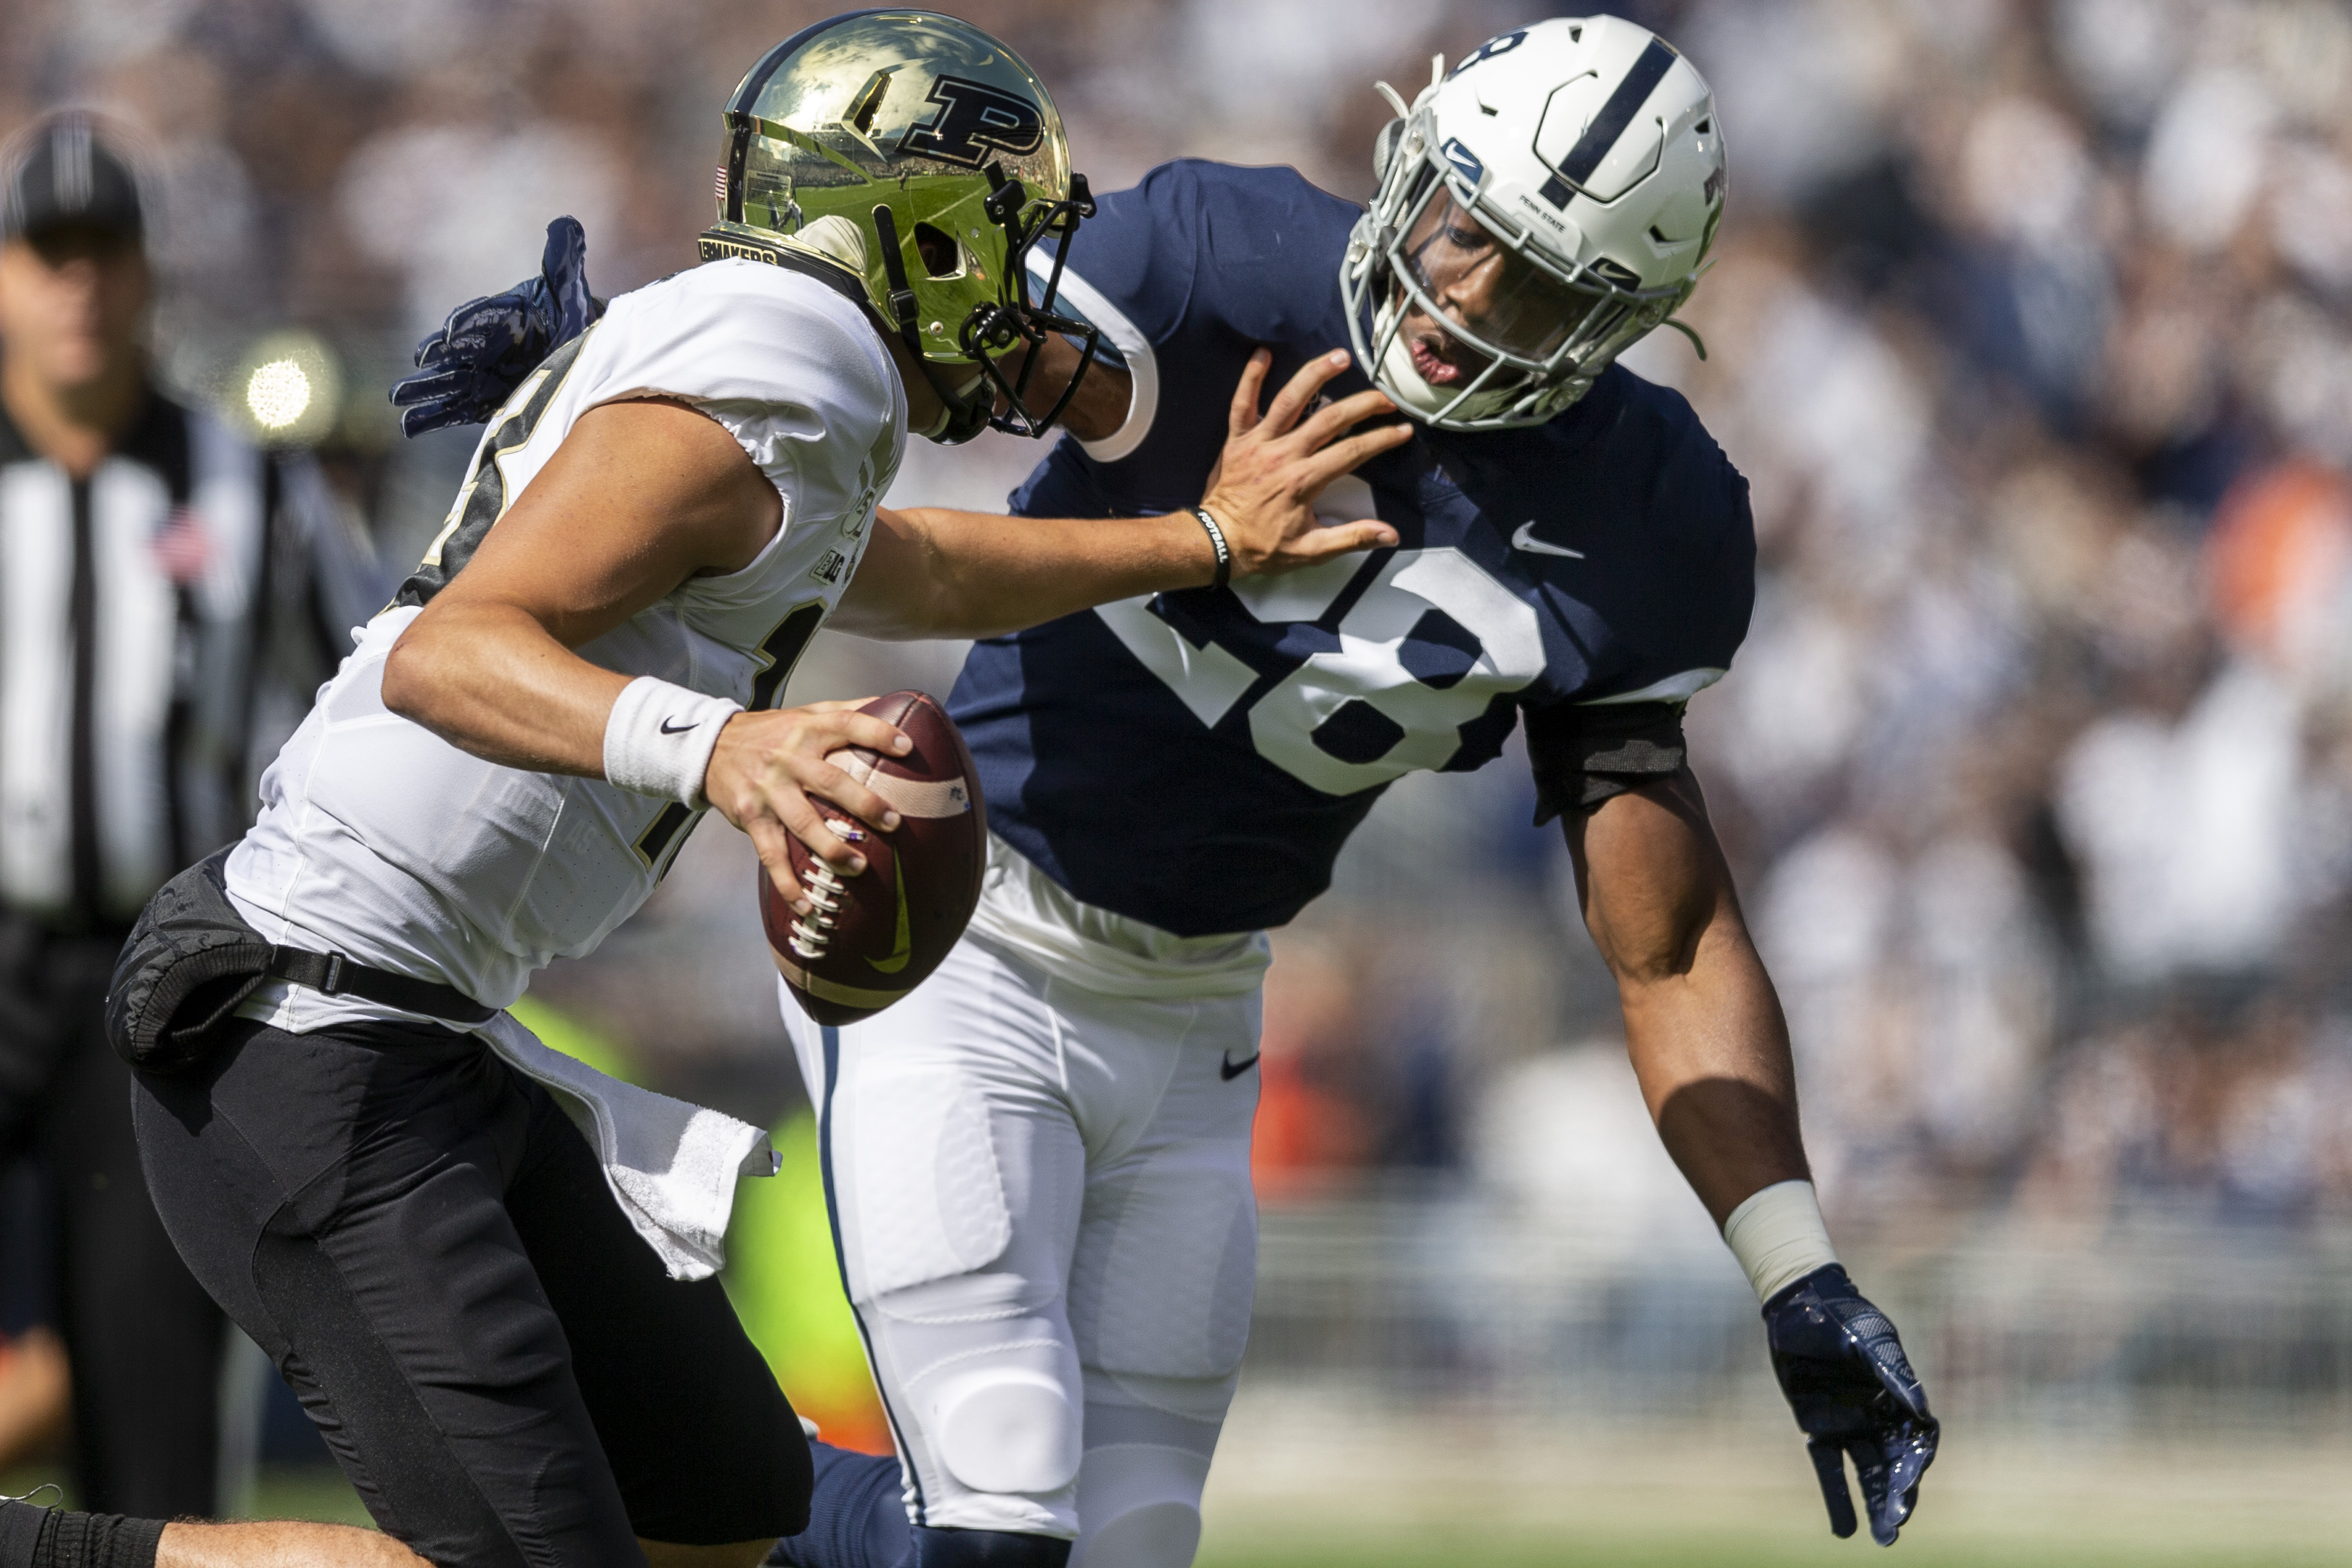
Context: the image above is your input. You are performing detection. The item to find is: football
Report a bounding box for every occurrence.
[762,690,986,1027]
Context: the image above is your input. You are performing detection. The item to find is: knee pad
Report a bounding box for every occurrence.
[910,1525,1072,1567]
[930,1368,1082,1498]
[1070,1442,1210,1568]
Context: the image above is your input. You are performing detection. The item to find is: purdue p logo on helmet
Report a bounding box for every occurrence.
[899,77,1046,167]
[701,10,1100,444]
[1343,14,1726,432]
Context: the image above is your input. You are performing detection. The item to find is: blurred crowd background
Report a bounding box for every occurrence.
[10,0,2352,1509]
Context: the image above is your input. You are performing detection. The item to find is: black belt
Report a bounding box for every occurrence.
[266,946,494,1024]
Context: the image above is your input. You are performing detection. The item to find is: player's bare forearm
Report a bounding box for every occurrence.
[832,349,1406,640]
[383,596,629,773]
[1566,770,1810,1227]
[833,504,1226,639]
[384,396,780,771]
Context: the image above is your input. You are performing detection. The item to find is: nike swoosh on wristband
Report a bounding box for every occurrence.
[1511,521,1584,559]
[1220,1051,1260,1081]
[659,717,698,735]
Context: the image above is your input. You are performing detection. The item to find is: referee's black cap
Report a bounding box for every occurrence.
[2,113,144,244]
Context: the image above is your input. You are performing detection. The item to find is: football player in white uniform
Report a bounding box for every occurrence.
[0,16,1407,1568]
[372,18,1939,1568]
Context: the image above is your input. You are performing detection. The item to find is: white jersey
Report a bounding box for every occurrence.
[227,258,904,1028]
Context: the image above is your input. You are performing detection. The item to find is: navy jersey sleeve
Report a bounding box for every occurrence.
[1521,701,1688,824]
[1453,370,1757,712]
[1021,160,1372,503]
[1626,390,1756,696]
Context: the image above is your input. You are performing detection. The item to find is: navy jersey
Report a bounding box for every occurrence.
[950,160,1753,937]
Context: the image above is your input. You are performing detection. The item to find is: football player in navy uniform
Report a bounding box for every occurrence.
[405,17,1938,1567]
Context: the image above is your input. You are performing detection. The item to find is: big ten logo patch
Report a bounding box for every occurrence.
[813,469,883,586]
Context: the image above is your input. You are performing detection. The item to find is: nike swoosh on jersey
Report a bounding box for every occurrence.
[659,716,698,734]
[1220,1051,1260,1080]
[866,856,913,974]
[1511,521,1584,559]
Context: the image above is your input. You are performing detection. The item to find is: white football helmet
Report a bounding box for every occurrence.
[1343,16,1725,430]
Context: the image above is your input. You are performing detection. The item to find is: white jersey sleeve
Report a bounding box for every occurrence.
[575,258,900,533]
[224,260,905,1024]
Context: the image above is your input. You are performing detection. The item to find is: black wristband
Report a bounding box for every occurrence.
[1190,507,1233,590]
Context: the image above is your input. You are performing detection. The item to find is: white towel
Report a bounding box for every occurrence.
[472,1010,778,1281]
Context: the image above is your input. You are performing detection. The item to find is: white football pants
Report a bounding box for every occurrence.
[780,936,1261,1567]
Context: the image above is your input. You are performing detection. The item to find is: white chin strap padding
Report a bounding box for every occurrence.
[1070,1444,1211,1568]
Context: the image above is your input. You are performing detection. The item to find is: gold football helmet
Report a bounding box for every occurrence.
[700,9,1099,443]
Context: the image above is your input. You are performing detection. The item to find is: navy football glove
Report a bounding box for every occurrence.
[390,215,603,437]
[1762,1263,1938,1546]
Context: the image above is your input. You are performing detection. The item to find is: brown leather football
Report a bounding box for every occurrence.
[762,690,986,1026]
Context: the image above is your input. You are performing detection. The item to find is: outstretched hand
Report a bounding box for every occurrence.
[391,215,603,437]
[1200,348,1408,578]
[1763,1264,1938,1546]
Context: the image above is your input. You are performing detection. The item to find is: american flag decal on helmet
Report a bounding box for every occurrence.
[714,165,728,212]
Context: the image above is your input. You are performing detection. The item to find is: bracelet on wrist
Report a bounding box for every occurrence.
[1190,506,1233,591]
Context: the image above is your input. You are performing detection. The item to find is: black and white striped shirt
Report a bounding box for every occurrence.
[0,391,376,930]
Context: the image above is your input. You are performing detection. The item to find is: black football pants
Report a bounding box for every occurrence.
[131,1016,811,1568]
[0,917,225,1517]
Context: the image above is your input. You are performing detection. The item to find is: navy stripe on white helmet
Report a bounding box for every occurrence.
[1342,15,1725,431]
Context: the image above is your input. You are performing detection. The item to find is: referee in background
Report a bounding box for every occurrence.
[0,111,378,1515]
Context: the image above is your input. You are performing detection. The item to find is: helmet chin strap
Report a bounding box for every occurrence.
[870,203,994,445]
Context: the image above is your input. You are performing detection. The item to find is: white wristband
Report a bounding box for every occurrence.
[603,676,742,807]
[1722,1179,1838,1304]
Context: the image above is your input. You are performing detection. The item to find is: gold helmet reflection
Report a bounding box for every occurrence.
[700,9,1100,443]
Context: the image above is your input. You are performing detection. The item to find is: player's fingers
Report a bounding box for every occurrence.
[1886,1417,1938,1496]
[742,815,810,911]
[1294,420,1416,488]
[542,215,585,279]
[1227,347,1274,438]
[1287,385,1401,452]
[1857,1454,1904,1547]
[1281,520,1400,566]
[794,707,912,761]
[1872,1420,1934,1544]
[796,756,901,835]
[1257,349,1352,439]
[1806,1440,1857,1540]
[389,369,466,408]
[397,404,462,441]
[773,789,868,876]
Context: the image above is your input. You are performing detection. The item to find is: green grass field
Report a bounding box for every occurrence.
[221,1445,2352,1568]
[20,1403,2349,1568]
[1192,1395,2352,1568]
[1196,1529,2349,1568]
